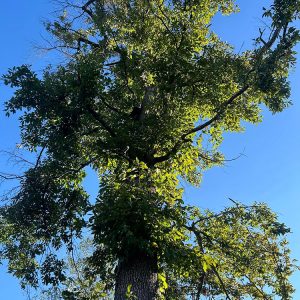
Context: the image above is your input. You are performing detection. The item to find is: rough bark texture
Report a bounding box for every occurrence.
[114,253,158,300]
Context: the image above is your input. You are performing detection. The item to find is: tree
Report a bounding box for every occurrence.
[0,0,299,299]
[19,204,296,300]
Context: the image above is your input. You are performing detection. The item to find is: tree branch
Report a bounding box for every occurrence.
[86,105,117,137]
[257,26,281,57]
[151,85,249,165]
[191,226,232,300]
[34,146,46,170]
[244,275,269,299]
[183,85,249,138]
[0,172,24,181]
[149,137,192,165]
[82,0,97,20]
[211,265,232,300]
[146,0,176,41]
[58,158,96,178]
[138,86,156,121]
[150,23,284,166]
[77,37,100,49]
[98,96,123,115]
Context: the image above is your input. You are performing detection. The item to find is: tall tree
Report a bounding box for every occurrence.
[1,0,300,299]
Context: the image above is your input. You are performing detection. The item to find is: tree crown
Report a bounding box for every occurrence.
[1,0,300,298]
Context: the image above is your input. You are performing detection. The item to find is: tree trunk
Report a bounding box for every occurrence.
[114,253,158,300]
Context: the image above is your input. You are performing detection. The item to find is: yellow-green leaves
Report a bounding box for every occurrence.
[158,272,168,294]
[202,254,217,273]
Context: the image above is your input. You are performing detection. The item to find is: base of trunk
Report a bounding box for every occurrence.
[114,253,158,300]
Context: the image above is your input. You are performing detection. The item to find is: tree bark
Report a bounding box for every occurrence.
[114,253,158,300]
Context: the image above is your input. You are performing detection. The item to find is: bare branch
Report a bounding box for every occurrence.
[258,26,281,56]
[57,158,96,179]
[0,149,35,167]
[104,60,121,67]
[0,172,24,181]
[192,203,262,226]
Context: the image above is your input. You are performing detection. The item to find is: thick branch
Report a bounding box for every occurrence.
[151,85,249,165]
[183,85,249,138]
[98,96,123,114]
[257,26,281,58]
[149,137,192,165]
[196,273,206,300]
[82,0,97,19]
[77,37,100,49]
[86,105,117,137]
[138,86,155,121]
[150,24,284,166]
[59,158,96,177]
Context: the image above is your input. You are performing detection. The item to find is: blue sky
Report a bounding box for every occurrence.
[0,0,299,299]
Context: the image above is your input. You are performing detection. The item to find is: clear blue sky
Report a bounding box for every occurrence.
[0,1,299,299]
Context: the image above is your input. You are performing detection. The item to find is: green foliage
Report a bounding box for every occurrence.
[161,203,296,299]
[23,203,297,299]
[1,0,300,299]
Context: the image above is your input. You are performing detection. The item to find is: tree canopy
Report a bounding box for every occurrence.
[1,0,300,299]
